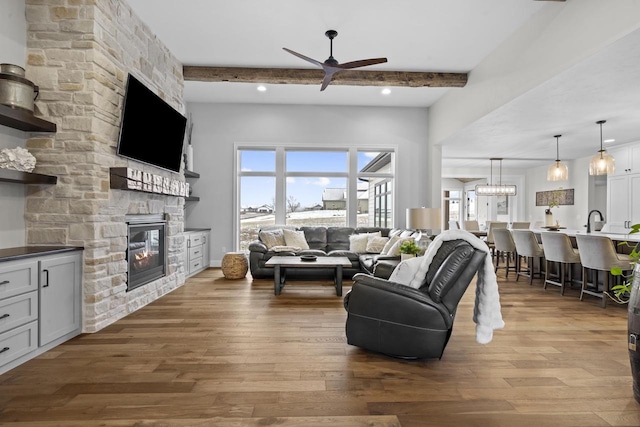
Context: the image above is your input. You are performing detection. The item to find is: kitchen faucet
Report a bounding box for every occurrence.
[586,209,604,233]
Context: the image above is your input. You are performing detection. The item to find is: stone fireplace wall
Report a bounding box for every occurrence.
[24,0,187,332]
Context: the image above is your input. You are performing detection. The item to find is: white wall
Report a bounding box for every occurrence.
[0,0,28,248]
[524,157,594,230]
[185,103,430,265]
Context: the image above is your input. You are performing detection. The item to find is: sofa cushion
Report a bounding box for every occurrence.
[283,229,310,250]
[328,250,360,262]
[300,227,328,250]
[259,229,285,249]
[299,249,327,257]
[327,227,356,251]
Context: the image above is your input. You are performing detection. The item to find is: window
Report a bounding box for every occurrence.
[237,147,395,250]
[443,190,462,230]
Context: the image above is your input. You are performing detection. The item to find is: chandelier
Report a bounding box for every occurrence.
[475,158,517,196]
[589,120,615,175]
[547,134,568,181]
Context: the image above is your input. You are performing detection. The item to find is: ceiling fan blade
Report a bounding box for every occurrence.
[337,57,388,69]
[283,48,323,68]
[320,71,336,91]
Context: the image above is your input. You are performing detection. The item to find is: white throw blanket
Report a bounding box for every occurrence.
[388,229,505,344]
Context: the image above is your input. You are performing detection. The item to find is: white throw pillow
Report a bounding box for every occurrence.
[349,232,381,253]
[349,234,369,253]
[386,237,415,257]
[381,234,401,255]
[259,229,285,249]
[283,229,310,250]
[366,236,389,254]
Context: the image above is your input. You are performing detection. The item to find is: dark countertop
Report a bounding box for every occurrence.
[0,246,84,263]
[185,228,211,232]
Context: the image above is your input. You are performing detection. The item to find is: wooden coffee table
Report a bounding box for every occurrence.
[265,256,352,296]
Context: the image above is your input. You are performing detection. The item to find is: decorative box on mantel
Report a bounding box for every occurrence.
[109,167,188,197]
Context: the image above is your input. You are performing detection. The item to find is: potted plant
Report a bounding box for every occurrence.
[610,223,640,403]
[399,240,421,261]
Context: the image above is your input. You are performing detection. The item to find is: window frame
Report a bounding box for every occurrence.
[234,144,396,250]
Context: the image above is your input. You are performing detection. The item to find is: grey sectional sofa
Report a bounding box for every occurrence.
[248,226,421,280]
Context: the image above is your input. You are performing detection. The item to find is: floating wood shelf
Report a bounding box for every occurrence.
[109,167,189,197]
[0,104,57,133]
[185,196,200,202]
[0,168,57,185]
[184,170,200,178]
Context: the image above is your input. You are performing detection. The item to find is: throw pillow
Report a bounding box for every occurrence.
[270,245,301,252]
[366,236,389,253]
[259,229,285,249]
[386,237,416,257]
[283,229,310,250]
[349,232,381,253]
[381,234,401,255]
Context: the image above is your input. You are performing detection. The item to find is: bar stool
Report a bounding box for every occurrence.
[486,221,508,260]
[493,228,517,278]
[540,232,581,295]
[575,234,632,308]
[512,229,545,285]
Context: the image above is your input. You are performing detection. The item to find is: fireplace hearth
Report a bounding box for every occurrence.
[126,214,167,291]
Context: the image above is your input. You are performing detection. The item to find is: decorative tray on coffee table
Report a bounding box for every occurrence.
[300,255,317,262]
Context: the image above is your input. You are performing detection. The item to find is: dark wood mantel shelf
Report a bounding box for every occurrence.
[0,104,57,133]
[0,169,57,185]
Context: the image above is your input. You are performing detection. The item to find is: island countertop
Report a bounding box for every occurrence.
[531,228,640,243]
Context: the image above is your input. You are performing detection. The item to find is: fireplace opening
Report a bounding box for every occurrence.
[126,214,167,292]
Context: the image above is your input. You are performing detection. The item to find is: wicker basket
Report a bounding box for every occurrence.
[221,252,248,279]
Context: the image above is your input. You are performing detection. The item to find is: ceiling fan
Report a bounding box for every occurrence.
[283,30,388,91]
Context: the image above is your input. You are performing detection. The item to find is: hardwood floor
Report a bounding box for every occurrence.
[1,266,640,426]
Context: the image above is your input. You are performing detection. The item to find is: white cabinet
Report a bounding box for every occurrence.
[609,143,640,175]
[0,259,38,371]
[184,230,210,277]
[607,173,640,233]
[39,252,82,346]
[0,249,82,375]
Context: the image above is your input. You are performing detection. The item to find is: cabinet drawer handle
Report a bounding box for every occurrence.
[0,314,9,320]
[0,347,9,354]
[0,280,9,286]
[194,263,200,268]
[193,250,200,256]
[42,269,50,287]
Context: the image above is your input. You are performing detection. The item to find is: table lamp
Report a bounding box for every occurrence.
[406,207,441,252]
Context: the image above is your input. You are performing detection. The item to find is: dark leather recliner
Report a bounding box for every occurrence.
[343,239,486,360]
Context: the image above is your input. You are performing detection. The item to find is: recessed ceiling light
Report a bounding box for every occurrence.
[604,138,615,143]
[257,85,267,92]
[381,88,391,95]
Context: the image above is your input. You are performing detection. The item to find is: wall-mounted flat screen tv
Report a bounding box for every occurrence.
[116,73,187,174]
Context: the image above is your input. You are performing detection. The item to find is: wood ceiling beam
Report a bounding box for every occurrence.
[183,66,468,88]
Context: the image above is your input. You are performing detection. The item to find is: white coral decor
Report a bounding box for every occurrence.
[0,147,37,172]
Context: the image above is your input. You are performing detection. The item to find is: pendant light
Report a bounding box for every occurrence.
[475,158,517,196]
[547,134,568,181]
[589,120,615,175]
